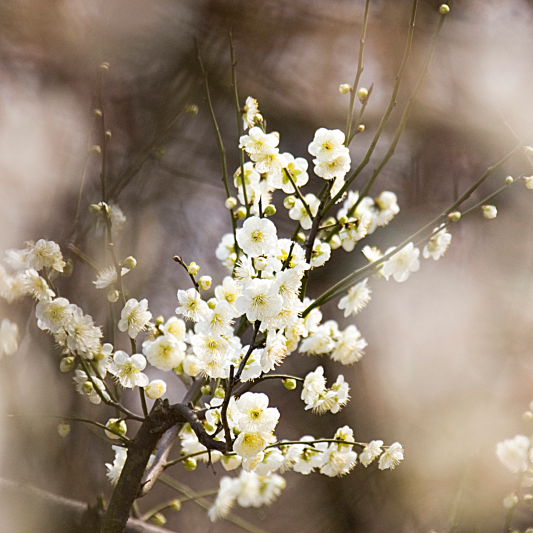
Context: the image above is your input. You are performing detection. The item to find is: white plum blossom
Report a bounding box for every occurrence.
[423,226,452,260]
[235,393,280,434]
[338,278,371,317]
[176,288,209,322]
[117,298,152,338]
[382,242,420,283]
[236,216,278,258]
[142,334,185,371]
[378,442,404,470]
[93,265,130,289]
[236,278,283,323]
[359,440,384,467]
[109,351,149,389]
[35,297,74,333]
[242,96,261,130]
[330,325,367,365]
[301,366,327,409]
[288,193,320,230]
[106,446,128,485]
[308,128,346,161]
[496,435,531,474]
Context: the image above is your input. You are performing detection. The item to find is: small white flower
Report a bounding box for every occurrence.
[496,435,531,474]
[378,442,404,470]
[235,393,280,434]
[330,325,367,365]
[176,288,209,322]
[142,334,185,371]
[308,128,346,160]
[93,265,129,289]
[338,279,371,317]
[359,440,384,467]
[236,216,278,258]
[423,226,451,261]
[35,297,74,333]
[301,366,327,409]
[118,298,152,338]
[382,242,420,283]
[242,96,261,130]
[106,445,128,485]
[236,278,283,323]
[109,351,149,389]
[233,432,270,459]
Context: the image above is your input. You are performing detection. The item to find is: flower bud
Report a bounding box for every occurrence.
[198,275,212,290]
[296,232,306,244]
[505,175,514,184]
[214,386,225,399]
[448,211,461,222]
[283,196,296,209]
[100,62,110,71]
[330,234,342,250]
[187,262,200,276]
[523,411,533,421]
[82,381,94,395]
[264,204,276,217]
[185,104,199,115]
[357,87,369,102]
[60,356,75,373]
[200,384,212,396]
[225,196,238,209]
[57,423,71,438]
[338,83,352,94]
[145,379,167,399]
[89,203,102,213]
[338,215,348,225]
[150,513,167,526]
[524,494,533,502]
[183,457,197,471]
[283,378,297,390]
[523,176,533,190]
[170,499,182,511]
[62,259,74,277]
[105,418,128,439]
[207,298,217,309]
[235,206,247,219]
[94,108,103,117]
[155,315,165,326]
[439,4,450,15]
[482,205,497,219]
[122,256,137,270]
[107,289,120,303]
[254,256,268,271]
[357,124,366,133]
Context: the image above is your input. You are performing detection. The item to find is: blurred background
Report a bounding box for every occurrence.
[1,0,533,531]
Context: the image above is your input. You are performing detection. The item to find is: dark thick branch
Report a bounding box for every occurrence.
[101,398,224,533]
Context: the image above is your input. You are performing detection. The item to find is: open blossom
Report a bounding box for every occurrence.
[142,334,185,371]
[284,436,328,475]
[64,309,102,358]
[118,298,152,338]
[239,126,279,157]
[382,242,420,283]
[73,369,110,405]
[109,351,149,388]
[235,393,280,434]
[320,447,357,477]
[176,288,209,322]
[378,442,404,470]
[301,366,327,408]
[496,435,531,474]
[35,297,74,333]
[375,191,400,227]
[233,432,270,459]
[23,239,66,273]
[330,325,367,365]
[242,96,261,130]
[236,216,278,258]
[359,440,384,467]
[106,446,128,485]
[93,265,130,289]
[288,193,320,230]
[338,278,371,317]
[423,226,452,260]
[308,128,346,160]
[236,278,283,323]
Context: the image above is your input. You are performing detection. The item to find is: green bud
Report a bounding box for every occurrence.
[214,386,225,399]
[235,206,247,219]
[283,378,297,390]
[447,211,461,222]
[296,232,306,244]
[225,196,238,209]
[150,513,167,526]
[264,204,276,217]
[357,87,369,102]
[59,356,75,373]
[183,457,197,471]
[122,256,137,270]
[187,262,200,276]
[439,4,450,15]
[170,499,182,511]
[201,385,212,396]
